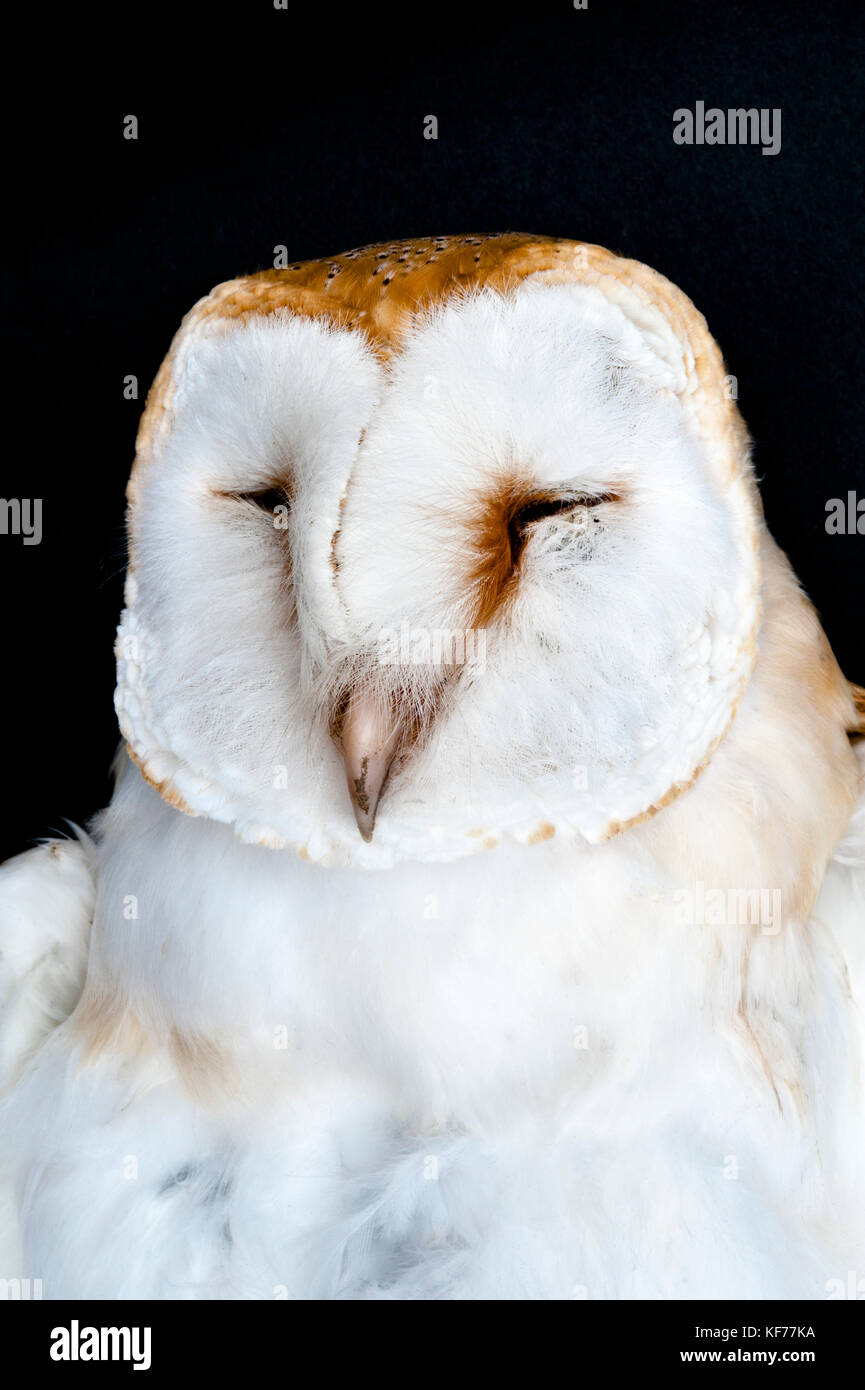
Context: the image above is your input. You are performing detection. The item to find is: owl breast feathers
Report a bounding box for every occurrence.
[0,234,863,1300]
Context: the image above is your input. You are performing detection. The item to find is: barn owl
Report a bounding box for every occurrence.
[1,233,863,1301]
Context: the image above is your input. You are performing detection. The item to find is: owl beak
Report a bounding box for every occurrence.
[339,693,400,842]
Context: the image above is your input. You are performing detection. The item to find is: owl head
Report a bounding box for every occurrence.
[116,235,762,867]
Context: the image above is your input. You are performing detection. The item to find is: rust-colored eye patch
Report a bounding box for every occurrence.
[470,481,619,627]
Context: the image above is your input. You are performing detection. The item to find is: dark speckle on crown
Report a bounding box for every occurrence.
[194,233,585,357]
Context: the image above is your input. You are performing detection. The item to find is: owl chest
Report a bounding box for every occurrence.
[104,822,706,1117]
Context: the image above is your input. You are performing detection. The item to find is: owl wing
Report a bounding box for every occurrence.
[818,701,865,1030]
[0,837,94,1283]
[0,835,94,1093]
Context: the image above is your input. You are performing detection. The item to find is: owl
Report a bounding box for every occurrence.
[0,234,863,1301]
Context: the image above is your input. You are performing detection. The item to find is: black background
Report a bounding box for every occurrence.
[2,0,863,864]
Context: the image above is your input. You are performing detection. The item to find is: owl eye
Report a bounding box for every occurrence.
[510,491,617,542]
[237,486,291,514]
